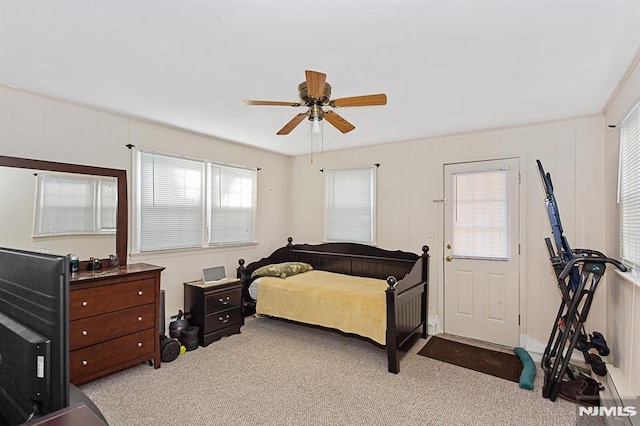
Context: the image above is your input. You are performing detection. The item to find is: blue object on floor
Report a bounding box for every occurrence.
[514,347,536,390]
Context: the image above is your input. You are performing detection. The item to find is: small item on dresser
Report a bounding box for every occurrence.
[69,254,80,273]
[109,254,120,267]
[87,257,102,271]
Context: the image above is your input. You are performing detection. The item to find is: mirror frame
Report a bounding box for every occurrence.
[0,155,128,266]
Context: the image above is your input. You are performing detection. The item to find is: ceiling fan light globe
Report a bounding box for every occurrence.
[312,118,322,135]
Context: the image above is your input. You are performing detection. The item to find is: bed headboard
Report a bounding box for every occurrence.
[238,237,420,282]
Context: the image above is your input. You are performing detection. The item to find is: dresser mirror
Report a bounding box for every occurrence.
[0,155,127,266]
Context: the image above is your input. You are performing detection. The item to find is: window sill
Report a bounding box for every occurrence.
[130,241,259,260]
[614,268,640,290]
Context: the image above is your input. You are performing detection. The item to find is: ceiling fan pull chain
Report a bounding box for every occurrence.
[310,124,314,164]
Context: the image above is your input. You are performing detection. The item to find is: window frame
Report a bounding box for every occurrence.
[135,149,257,253]
[618,101,640,272]
[324,166,376,244]
[450,168,510,261]
[207,162,257,246]
[34,172,118,237]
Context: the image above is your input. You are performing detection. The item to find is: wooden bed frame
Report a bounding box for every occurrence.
[237,237,430,373]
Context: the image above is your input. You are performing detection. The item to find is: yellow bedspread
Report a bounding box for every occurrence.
[255,270,387,344]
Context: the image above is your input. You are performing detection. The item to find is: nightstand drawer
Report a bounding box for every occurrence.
[204,307,242,332]
[205,288,242,312]
[70,303,155,350]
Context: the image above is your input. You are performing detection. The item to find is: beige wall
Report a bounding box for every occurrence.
[603,54,640,399]
[291,114,607,351]
[0,85,292,327]
[0,81,619,358]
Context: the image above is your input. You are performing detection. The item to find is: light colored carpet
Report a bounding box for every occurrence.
[80,316,601,426]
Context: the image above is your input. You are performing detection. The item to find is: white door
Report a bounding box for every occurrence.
[443,158,520,346]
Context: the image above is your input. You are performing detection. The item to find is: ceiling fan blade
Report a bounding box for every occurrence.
[277,113,308,135]
[244,100,301,107]
[324,111,355,133]
[305,70,327,99]
[329,94,387,108]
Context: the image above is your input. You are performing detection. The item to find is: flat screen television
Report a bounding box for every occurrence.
[0,247,69,425]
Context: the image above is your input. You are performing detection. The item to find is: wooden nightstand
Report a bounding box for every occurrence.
[183,279,243,346]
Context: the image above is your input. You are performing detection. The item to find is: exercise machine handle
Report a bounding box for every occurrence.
[558,256,627,280]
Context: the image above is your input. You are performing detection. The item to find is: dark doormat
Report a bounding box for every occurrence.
[417,336,522,382]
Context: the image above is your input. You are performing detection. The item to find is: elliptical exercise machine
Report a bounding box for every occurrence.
[537,160,627,405]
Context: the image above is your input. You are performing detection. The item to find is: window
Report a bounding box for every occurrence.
[450,169,509,260]
[208,164,255,245]
[325,167,375,243]
[137,150,256,252]
[35,174,117,236]
[618,102,640,271]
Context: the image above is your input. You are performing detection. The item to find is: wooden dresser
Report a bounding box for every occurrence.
[69,263,164,385]
[183,279,243,347]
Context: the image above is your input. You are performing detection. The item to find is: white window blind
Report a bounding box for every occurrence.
[99,178,117,231]
[208,164,255,245]
[325,167,375,243]
[451,169,509,260]
[619,102,640,270]
[138,151,204,251]
[35,174,117,236]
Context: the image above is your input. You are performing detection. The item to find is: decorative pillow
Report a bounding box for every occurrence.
[251,262,313,279]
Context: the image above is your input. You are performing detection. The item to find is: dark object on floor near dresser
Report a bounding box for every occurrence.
[180,326,200,351]
[160,335,181,362]
[237,237,430,374]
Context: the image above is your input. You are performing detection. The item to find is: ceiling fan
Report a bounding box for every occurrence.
[244,70,387,135]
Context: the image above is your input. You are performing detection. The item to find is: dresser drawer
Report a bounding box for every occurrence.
[205,288,242,313]
[204,307,242,333]
[70,328,155,384]
[70,303,155,351]
[70,278,156,320]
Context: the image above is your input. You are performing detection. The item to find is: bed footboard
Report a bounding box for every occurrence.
[386,246,430,373]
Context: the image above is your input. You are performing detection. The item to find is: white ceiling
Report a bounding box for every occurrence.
[1,1,639,156]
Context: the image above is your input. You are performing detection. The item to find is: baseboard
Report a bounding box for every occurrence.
[428,317,440,335]
[603,367,639,426]
[520,334,546,362]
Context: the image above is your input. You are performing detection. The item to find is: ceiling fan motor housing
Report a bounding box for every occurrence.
[298,82,332,106]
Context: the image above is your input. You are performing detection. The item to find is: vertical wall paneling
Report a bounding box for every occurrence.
[291,114,606,350]
[603,52,640,401]
[0,85,292,326]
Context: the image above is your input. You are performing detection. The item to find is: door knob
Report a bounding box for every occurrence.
[446,255,452,262]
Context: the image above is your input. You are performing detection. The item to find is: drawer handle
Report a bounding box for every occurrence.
[82,330,88,336]
[82,360,88,366]
[82,301,88,307]
[219,314,230,323]
[219,296,230,305]
[137,342,143,347]
[137,316,143,322]
[137,290,143,296]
